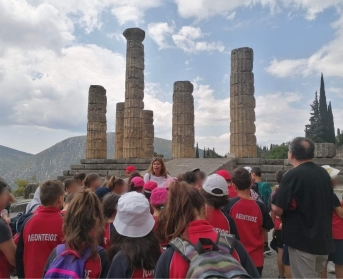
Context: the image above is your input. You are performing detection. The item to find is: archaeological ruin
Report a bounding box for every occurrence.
[57,27,342,186]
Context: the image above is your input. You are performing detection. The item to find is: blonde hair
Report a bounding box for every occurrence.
[147,157,167,176]
[63,190,105,257]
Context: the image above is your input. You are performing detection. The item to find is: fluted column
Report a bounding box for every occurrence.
[86,85,107,159]
[230,47,257,158]
[172,81,195,158]
[143,110,154,158]
[115,102,125,159]
[123,28,145,158]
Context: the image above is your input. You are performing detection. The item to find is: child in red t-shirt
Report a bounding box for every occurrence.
[225,167,274,276]
[151,187,169,248]
[102,193,120,250]
[44,190,110,278]
[16,180,65,279]
[321,165,343,279]
[0,181,16,279]
[216,170,237,198]
[200,174,240,240]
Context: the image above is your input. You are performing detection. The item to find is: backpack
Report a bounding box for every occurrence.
[10,204,37,235]
[169,233,251,279]
[44,244,103,279]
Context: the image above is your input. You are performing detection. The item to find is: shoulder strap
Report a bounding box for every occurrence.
[26,204,38,214]
[216,232,236,255]
[56,244,67,256]
[169,238,199,263]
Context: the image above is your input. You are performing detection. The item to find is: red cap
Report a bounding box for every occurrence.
[126,165,136,172]
[144,181,158,193]
[216,170,231,181]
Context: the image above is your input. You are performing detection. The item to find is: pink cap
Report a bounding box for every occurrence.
[162,177,176,189]
[131,177,145,188]
[150,187,168,207]
[144,181,158,193]
[216,170,231,181]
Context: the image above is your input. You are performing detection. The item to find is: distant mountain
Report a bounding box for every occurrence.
[0,145,33,184]
[1,133,173,188]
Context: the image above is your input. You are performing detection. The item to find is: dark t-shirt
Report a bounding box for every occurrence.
[0,217,12,278]
[95,187,111,201]
[272,162,334,255]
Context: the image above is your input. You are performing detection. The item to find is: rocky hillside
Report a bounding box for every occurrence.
[1,133,173,188]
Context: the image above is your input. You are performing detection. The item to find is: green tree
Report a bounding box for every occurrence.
[153,152,164,158]
[305,91,324,142]
[13,176,39,197]
[327,102,336,144]
[203,147,206,158]
[195,143,199,158]
[318,73,329,142]
[265,144,289,159]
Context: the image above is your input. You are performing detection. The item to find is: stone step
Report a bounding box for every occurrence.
[70,163,149,171]
[236,158,288,166]
[63,169,128,178]
[80,158,152,164]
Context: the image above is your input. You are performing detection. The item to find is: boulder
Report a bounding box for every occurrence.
[24,183,39,199]
[314,143,336,158]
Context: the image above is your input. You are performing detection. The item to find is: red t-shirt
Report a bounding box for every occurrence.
[21,206,64,278]
[103,223,111,250]
[226,197,274,267]
[169,220,242,278]
[205,207,231,234]
[332,194,343,239]
[271,189,282,230]
[229,186,238,198]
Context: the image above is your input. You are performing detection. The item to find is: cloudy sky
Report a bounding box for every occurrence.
[1,0,343,156]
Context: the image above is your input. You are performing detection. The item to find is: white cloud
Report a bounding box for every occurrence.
[0,0,74,53]
[172,26,225,53]
[255,92,308,144]
[0,45,126,131]
[147,22,175,49]
[173,0,343,21]
[110,0,162,25]
[266,12,343,78]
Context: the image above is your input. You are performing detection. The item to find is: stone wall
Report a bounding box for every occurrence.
[315,143,336,158]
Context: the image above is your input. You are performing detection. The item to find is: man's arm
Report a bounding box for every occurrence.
[272,204,284,216]
[0,238,16,266]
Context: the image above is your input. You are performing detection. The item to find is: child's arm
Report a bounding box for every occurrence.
[0,238,16,267]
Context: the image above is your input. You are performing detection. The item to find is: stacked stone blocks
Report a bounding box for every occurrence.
[230,47,257,158]
[86,85,107,159]
[172,81,195,158]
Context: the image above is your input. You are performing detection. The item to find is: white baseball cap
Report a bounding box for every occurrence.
[203,174,228,197]
[244,166,252,173]
[322,165,340,179]
[113,192,155,238]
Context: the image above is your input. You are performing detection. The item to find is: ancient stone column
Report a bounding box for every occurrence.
[123,28,145,158]
[86,85,107,159]
[115,102,125,159]
[172,81,195,158]
[143,110,154,158]
[230,47,257,158]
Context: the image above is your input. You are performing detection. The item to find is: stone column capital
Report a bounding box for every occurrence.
[173,81,194,93]
[123,28,145,42]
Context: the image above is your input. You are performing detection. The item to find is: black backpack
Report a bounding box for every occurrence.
[10,205,37,235]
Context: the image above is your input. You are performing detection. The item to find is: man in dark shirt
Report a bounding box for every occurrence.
[272,137,334,278]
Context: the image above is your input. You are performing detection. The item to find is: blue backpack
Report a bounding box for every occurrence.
[44,245,99,279]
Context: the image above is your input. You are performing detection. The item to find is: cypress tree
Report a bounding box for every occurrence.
[327,102,335,144]
[195,143,199,158]
[305,91,324,142]
[319,73,328,142]
[203,147,206,158]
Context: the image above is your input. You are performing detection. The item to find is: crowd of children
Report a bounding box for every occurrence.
[0,154,342,279]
